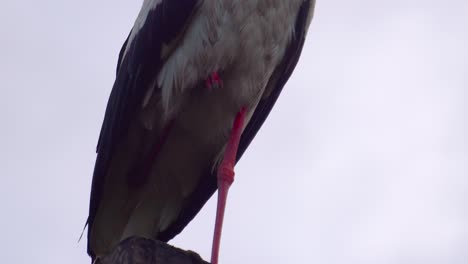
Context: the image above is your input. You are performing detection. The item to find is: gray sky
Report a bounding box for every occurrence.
[1,0,467,263]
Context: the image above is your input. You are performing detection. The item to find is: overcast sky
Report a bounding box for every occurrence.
[1,0,467,263]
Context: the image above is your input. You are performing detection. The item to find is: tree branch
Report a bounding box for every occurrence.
[100,237,209,264]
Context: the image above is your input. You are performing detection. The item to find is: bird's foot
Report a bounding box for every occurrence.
[205,72,223,90]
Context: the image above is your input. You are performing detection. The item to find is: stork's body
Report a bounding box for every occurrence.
[87,0,315,262]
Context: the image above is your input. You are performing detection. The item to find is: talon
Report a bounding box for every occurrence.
[205,72,223,90]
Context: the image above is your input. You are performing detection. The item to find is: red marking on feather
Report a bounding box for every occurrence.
[205,72,223,90]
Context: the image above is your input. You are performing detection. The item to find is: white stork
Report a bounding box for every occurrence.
[86,0,315,263]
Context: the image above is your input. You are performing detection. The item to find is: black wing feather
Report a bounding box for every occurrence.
[87,0,199,258]
[158,0,314,241]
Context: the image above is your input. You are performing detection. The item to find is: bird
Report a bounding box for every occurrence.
[86,0,315,263]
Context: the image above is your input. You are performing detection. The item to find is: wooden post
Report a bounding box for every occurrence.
[99,237,209,264]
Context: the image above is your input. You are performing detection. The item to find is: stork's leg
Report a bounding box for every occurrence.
[211,107,247,264]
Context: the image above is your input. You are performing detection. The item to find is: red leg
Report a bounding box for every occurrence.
[211,107,247,264]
